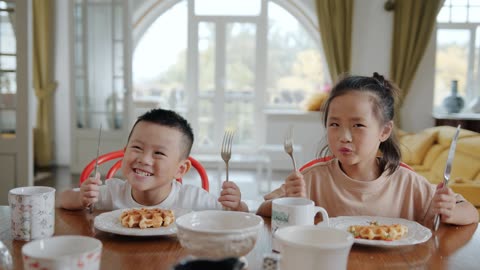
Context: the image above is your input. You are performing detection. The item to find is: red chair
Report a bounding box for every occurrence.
[299,156,414,172]
[80,150,209,192]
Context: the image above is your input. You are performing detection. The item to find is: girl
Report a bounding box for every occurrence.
[257,73,478,228]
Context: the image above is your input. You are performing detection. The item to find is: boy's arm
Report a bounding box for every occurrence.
[236,201,249,212]
[60,173,102,210]
[59,189,83,210]
[218,181,249,212]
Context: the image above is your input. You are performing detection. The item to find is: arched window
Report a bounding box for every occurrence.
[133,0,328,151]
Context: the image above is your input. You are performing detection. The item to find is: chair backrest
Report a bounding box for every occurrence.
[299,156,414,172]
[80,150,209,192]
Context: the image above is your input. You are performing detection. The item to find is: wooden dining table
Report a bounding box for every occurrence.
[0,206,479,269]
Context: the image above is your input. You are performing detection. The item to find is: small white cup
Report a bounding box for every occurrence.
[8,186,56,241]
[276,225,354,270]
[22,235,102,270]
[271,197,329,251]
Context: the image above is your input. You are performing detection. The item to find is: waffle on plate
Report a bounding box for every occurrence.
[119,208,175,229]
[348,221,408,241]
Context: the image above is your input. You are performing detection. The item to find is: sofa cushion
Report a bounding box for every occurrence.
[399,130,438,165]
[435,126,478,146]
[431,150,480,184]
[456,136,480,157]
[421,144,447,169]
[451,183,480,207]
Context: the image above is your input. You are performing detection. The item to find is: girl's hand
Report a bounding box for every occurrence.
[431,183,457,223]
[218,181,243,211]
[79,172,102,208]
[285,170,306,198]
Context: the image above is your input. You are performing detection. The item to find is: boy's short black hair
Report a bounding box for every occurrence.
[127,108,194,159]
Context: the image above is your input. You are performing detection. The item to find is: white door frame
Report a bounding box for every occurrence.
[0,0,33,203]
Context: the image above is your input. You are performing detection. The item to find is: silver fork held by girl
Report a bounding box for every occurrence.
[284,125,297,171]
[433,124,460,231]
[221,129,235,182]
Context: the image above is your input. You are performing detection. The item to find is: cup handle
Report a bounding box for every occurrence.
[313,206,329,227]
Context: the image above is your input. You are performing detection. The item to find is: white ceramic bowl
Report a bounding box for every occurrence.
[22,235,102,270]
[175,210,263,259]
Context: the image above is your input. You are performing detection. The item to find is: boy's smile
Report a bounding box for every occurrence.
[133,168,153,177]
[121,121,190,205]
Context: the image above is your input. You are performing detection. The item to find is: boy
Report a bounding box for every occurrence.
[60,108,248,212]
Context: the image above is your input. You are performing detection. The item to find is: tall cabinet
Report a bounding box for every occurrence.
[70,0,132,173]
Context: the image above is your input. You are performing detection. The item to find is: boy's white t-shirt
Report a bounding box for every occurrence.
[93,178,222,210]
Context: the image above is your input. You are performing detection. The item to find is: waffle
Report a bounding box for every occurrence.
[119,208,175,229]
[348,223,408,241]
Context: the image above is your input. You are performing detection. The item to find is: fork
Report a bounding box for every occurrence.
[284,125,297,171]
[221,129,235,182]
[433,124,461,231]
[89,124,102,214]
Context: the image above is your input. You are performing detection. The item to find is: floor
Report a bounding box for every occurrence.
[34,166,288,212]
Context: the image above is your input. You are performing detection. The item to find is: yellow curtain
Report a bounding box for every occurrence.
[315,0,353,83]
[33,0,57,167]
[390,0,443,125]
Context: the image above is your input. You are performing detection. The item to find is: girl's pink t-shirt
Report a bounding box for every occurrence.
[266,158,464,226]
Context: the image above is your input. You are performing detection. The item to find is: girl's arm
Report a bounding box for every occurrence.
[256,200,273,217]
[447,201,479,225]
[256,184,286,217]
[432,183,479,225]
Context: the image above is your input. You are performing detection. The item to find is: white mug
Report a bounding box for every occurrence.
[276,225,354,270]
[271,197,329,251]
[8,186,56,241]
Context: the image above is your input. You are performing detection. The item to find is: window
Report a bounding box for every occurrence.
[133,0,328,152]
[0,1,16,135]
[435,0,480,112]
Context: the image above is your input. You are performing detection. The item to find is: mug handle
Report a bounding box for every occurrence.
[313,206,329,227]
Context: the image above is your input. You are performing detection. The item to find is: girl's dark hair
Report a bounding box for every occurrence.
[127,108,194,159]
[321,72,401,175]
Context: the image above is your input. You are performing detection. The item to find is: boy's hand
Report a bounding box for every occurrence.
[431,183,457,223]
[285,170,306,198]
[218,181,246,211]
[79,172,102,208]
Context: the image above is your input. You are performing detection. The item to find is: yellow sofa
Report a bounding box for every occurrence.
[398,126,480,213]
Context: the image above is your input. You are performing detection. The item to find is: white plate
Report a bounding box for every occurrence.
[325,216,432,247]
[94,208,191,236]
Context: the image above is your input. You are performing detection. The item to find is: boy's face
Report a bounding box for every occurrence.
[121,121,190,199]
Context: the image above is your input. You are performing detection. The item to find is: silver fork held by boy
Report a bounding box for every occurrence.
[89,124,102,214]
[433,124,460,231]
[221,129,235,182]
[284,125,297,171]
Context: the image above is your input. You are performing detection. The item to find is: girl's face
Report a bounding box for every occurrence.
[326,91,392,167]
[121,121,189,202]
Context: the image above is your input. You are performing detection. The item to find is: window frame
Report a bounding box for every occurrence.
[132,0,328,152]
[435,0,480,112]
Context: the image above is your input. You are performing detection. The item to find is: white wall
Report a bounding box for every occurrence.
[302,0,435,132]
[52,0,437,166]
[349,0,435,132]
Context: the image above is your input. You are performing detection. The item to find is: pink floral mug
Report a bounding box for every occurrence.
[8,186,55,241]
